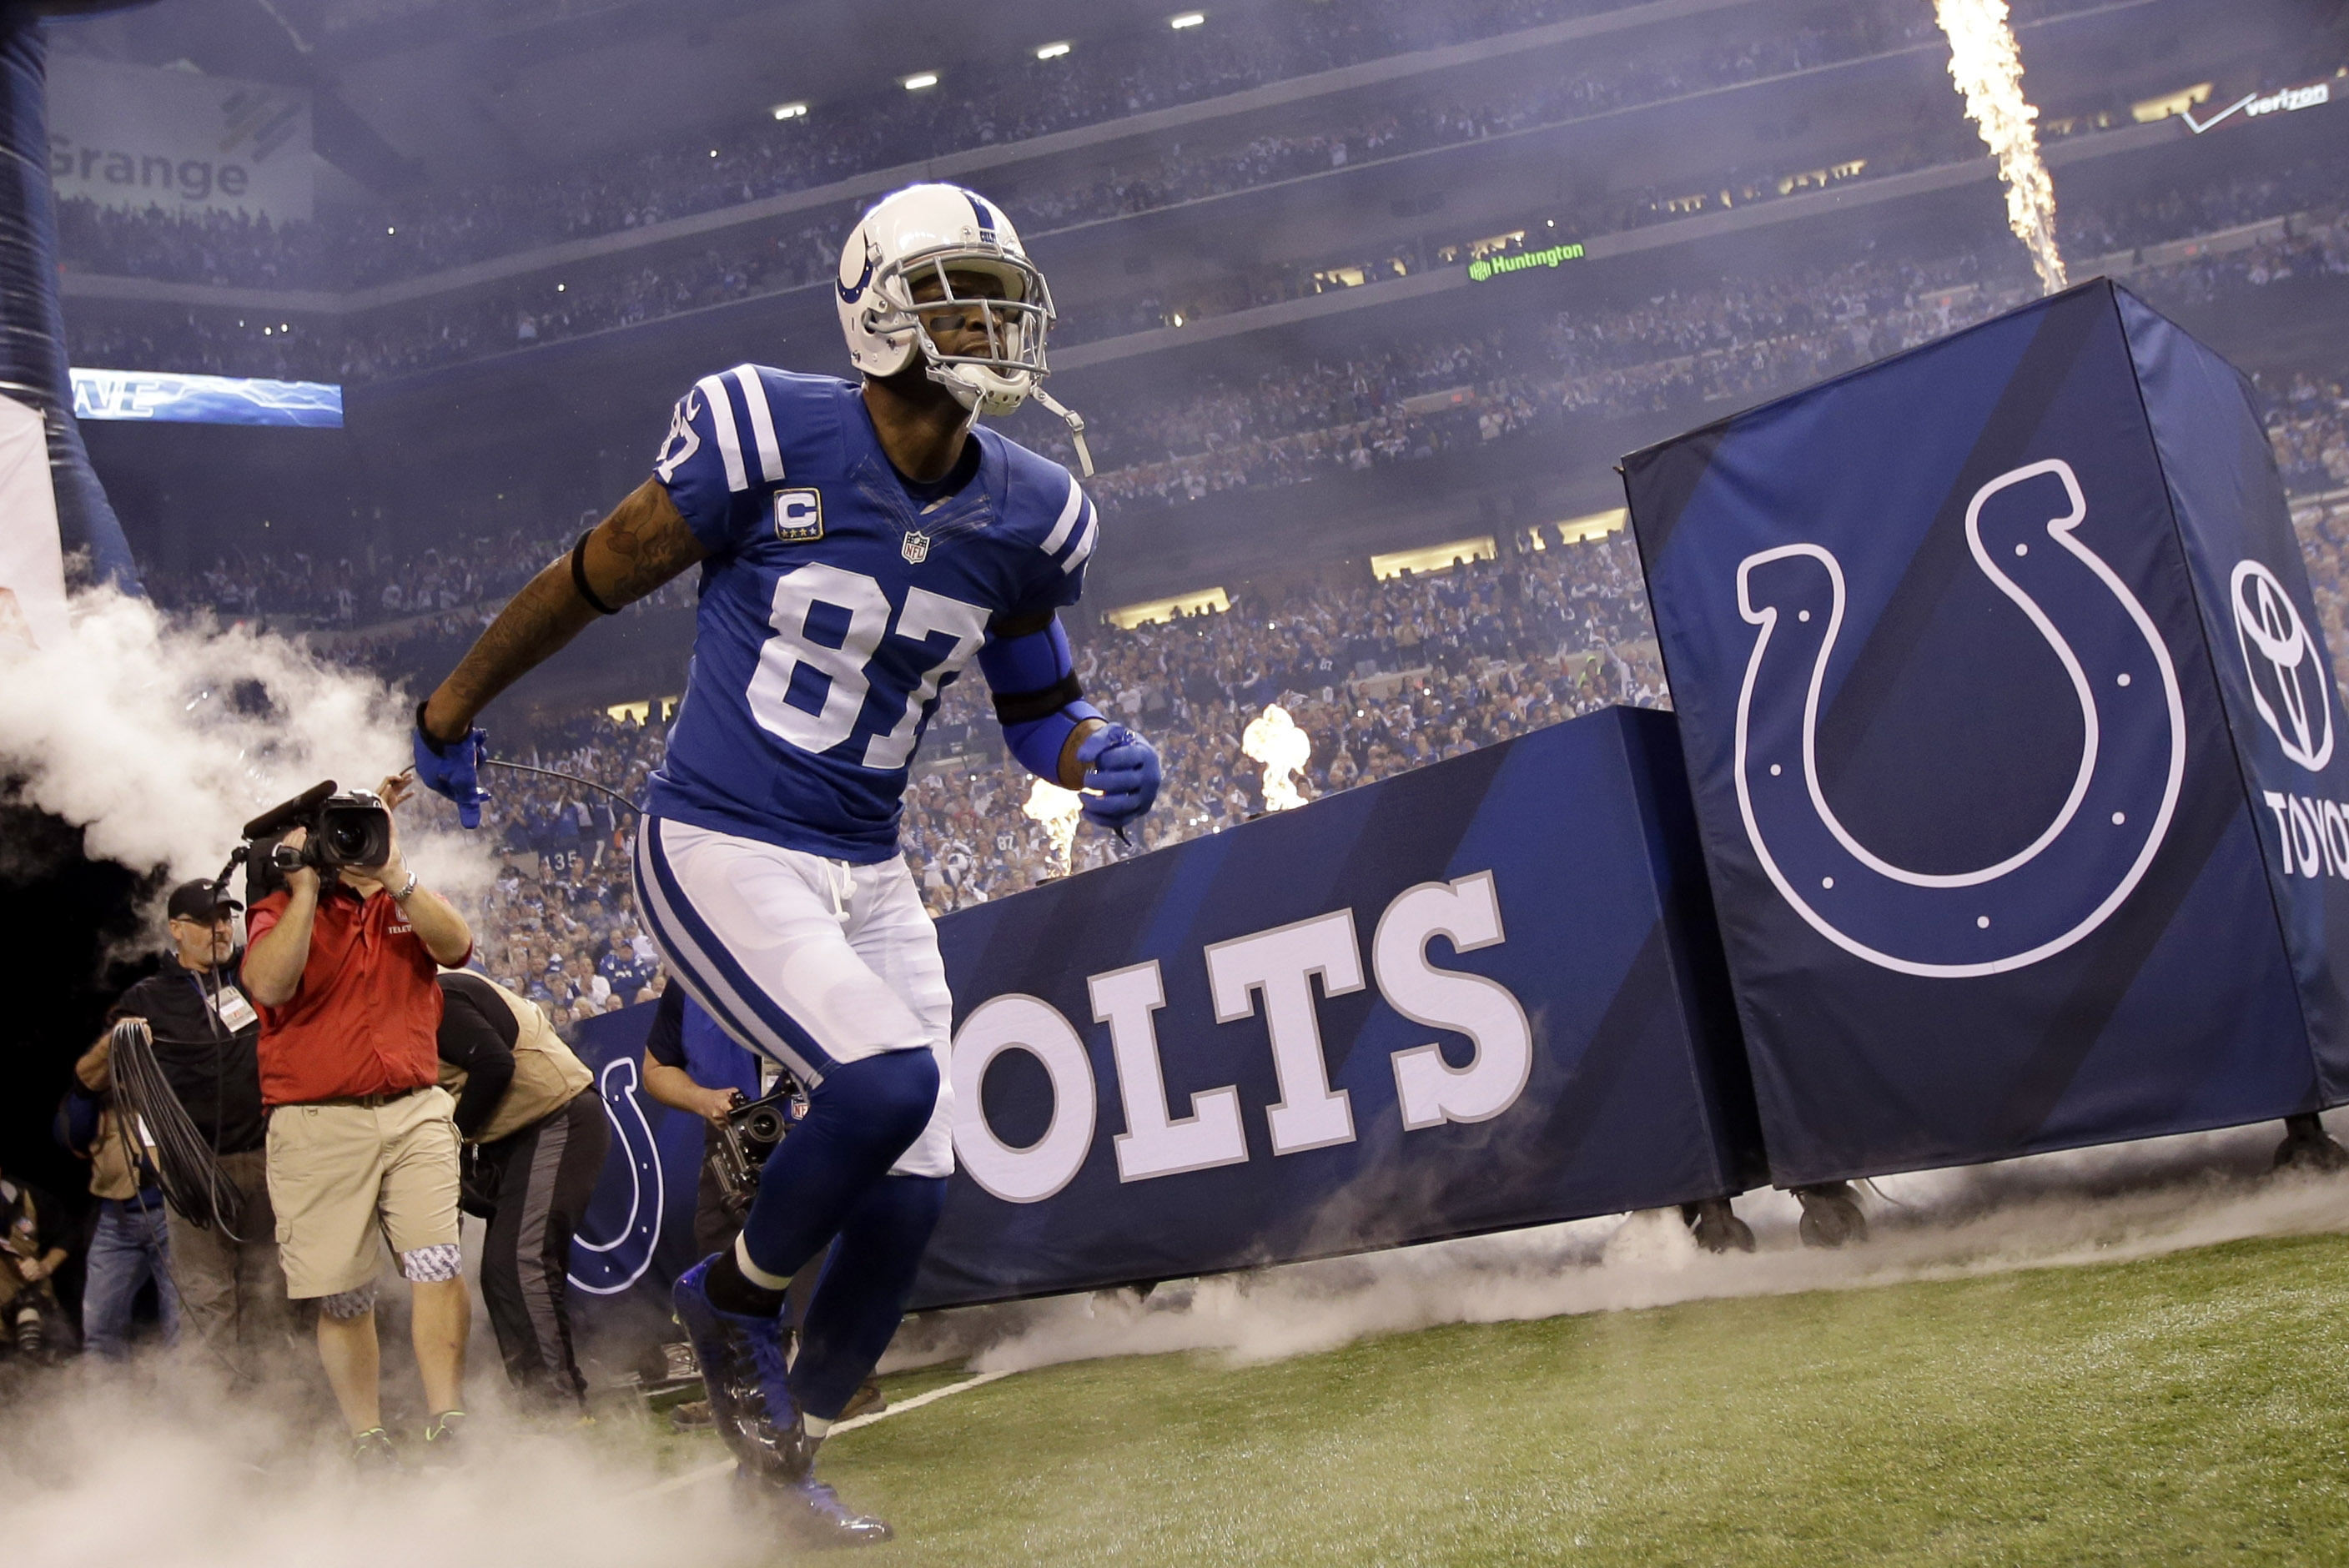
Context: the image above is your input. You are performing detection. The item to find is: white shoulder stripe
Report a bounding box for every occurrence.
[695,372,748,492]
[1059,508,1099,575]
[1039,476,1085,555]
[732,364,785,483]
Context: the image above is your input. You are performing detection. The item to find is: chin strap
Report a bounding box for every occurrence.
[1029,386,1094,478]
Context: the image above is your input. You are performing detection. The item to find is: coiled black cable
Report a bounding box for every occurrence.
[105,1018,247,1238]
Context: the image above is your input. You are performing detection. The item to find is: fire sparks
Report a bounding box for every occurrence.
[1023,778,1085,875]
[1934,0,2067,294]
[1241,704,1311,812]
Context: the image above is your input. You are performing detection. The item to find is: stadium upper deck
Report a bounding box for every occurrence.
[55,0,2320,359]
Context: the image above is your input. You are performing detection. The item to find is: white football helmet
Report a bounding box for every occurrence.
[836,183,1091,473]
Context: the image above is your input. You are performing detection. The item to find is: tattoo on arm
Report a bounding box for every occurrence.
[589,479,708,604]
[424,479,707,739]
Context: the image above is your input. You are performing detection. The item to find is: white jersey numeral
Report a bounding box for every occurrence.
[745,565,988,767]
[863,586,989,769]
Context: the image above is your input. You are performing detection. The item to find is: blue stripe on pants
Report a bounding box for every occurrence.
[631,816,840,1083]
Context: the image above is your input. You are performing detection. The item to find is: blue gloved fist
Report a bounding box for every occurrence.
[1076,724,1160,831]
[413,701,491,830]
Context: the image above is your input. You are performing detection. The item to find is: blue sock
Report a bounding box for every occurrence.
[735,1048,938,1286]
[788,1173,948,1421]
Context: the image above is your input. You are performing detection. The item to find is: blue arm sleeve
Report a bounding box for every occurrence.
[976,616,1072,694]
[979,617,1104,782]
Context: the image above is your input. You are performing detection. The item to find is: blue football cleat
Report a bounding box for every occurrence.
[673,1254,812,1483]
[732,1465,894,1547]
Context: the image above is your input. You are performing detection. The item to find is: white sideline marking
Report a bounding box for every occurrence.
[638,1369,1014,1498]
[832,1367,1013,1435]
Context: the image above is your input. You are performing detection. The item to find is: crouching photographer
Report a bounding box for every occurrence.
[435,972,608,1410]
[241,771,476,1467]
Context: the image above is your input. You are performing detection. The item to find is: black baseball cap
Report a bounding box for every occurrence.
[166,880,243,922]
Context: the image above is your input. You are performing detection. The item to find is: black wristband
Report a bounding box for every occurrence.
[571,532,621,616]
[993,672,1085,726]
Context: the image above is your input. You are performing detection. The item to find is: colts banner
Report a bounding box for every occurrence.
[564,1004,693,1304]
[1623,278,2349,1185]
[913,705,1762,1309]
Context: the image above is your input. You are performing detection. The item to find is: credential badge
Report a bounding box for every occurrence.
[902,530,932,565]
[773,488,823,543]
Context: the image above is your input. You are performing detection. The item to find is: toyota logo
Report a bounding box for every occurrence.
[2231,559,2335,772]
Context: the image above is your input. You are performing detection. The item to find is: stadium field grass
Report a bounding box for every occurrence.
[809,1233,2349,1565]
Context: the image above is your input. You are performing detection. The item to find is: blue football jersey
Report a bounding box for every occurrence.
[643,367,1098,862]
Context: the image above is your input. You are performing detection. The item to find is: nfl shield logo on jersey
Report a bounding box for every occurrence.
[902,530,932,565]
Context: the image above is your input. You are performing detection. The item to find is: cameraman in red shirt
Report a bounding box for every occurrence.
[244,771,475,1469]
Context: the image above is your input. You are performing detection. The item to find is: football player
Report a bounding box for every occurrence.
[410,183,1159,1542]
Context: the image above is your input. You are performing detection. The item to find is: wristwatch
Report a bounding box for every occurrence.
[392,870,420,902]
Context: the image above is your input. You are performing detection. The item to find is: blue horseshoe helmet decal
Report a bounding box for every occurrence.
[566,1056,666,1295]
[1732,459,2187,977]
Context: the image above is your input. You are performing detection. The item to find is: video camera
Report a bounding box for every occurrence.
[239,781,393,895]
[708,1081,807,1221]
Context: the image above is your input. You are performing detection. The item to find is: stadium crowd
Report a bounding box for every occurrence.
[55,0,2296,388]
[55,0,1959,294]
[150,184,2349,643]
[58,115,2347,403]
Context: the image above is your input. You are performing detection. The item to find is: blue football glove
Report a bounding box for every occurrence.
[413,702,491,830]
[1077,724,1160,832]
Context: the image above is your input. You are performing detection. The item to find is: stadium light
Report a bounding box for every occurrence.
[385,225,395,235]
[902,72,939,90]
[1034,41,1072,60]
[1169,12,1205,28]
[556,283,566,293]
[771,102,807,120]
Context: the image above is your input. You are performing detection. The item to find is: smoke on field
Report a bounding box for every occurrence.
[0,589,494,931]
[888,1118,2349,1375]
[0,1354,762,1568]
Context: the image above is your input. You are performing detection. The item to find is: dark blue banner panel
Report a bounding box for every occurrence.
[70,367,343,427]
[565,1007,701,1303]
[1624,278,2341,1186]
[914,705,1761,1309]
[552,707,1761,1316]
[2120,289,2349,1105]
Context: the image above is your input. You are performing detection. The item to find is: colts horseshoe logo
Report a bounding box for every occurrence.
[566,1056,666,1295]
[1731,459,2186,977]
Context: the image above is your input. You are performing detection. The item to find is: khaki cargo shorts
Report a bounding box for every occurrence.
[265,1087,461,1299]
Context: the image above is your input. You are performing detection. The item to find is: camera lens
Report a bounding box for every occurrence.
[327,820,370,857]
[743,1108,786,1144]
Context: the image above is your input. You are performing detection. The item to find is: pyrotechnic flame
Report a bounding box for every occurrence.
[1241,704,1311,812]
[1023,777,1085,875]
[1934,0,2067,294]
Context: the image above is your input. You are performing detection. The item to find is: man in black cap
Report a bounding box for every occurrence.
[95,879,290,1368]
